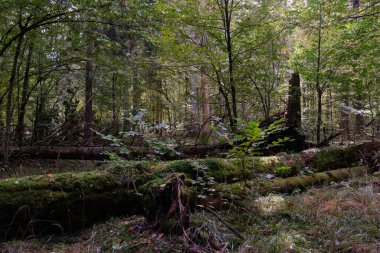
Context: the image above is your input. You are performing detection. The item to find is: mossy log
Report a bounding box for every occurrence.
[2,141,378,162]
[311,141,380,171]
[212,166,369,200]
[0,157,253,239]
[255,166,369,194]
[0,145,228,160]
[0,171,144,240]
[0,153,372,240]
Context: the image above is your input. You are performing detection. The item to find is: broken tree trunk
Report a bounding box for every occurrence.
[287,73,302,128]
[83,33,94,146]
[0,146,129,160]
[1,141,379,167]
[0,171,143,239]
[0,165,370,240]
[0,150,375,240]
[267,72,306,152]
[0,144,229,160]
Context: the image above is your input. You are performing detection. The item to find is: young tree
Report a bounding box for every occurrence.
[293,0,348,144]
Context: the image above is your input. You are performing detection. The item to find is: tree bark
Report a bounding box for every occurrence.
[316,90,323,144]
[84,36,95,146]
[340,99,350,143]
[287,73,302,128]
[200,68,210,132]
[224,0,238,129]
[3,33,24,163]
[188,74,200,133]
[315,3,323,145]
[16,42,33,145]
[111,73,119,135]
[351,0,364,139]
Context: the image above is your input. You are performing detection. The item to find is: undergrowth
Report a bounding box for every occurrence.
[2,176,379,253]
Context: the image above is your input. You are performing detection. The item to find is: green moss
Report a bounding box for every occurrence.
[256,166,368,195]
[183,177,193,186]
[252,156,282,172]
[215,182,245,195]
[156,158,253,183]
[313,146,358,171]
[0,189,68,208]
[274,166,295,177]
[204,159,236,182]
[139,176,167,193]
[0,171,119,194]
[205,159,254,182]
[159,160,196,176]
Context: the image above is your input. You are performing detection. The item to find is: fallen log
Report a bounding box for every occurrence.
[212,166,369,196]
[310,141,380,171]
[0,157,256,239]
[2,141,379,163]
[0,146,144,160]
[0,145,227,160]
[0,171,143,239]
[0,153,371,241]
[1,140,378,239]
[256,166,369,194]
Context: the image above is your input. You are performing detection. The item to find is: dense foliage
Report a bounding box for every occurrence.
[0,0,379,155]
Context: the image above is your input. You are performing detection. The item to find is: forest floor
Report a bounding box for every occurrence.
[1,174,379,253]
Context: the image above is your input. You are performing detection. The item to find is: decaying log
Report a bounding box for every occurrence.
[0,157,253,239]
[0,146,143,160]
[0,171,143,239]
[0,151,372,240]
[0,141,378,239]
[256,166,369,194]
[2,141,379,162]
[0,145,227,160]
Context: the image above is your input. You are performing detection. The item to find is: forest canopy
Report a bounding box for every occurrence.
[0,0,379,157]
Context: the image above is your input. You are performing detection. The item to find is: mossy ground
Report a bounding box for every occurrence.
[2,176,379,253]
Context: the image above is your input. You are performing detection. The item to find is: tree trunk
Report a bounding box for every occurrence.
[217,76,234,129]
[340,99,350,143]
[111,73,119,135]
[215,0,237,131]
[131,64,142,134]
[3,34,24,163]
[16,42,33,145]
[201,66,211,131]
[316,90,323,145]
[84,36,94,146]
[287,73,302,128]
[225,1,237,129]
[315,3,323,145]
[354,99,365,138]
[199,0,209,134]
[188,74,200,133]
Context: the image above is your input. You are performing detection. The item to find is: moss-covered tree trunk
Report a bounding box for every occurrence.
[0,142,378,239]
[0,163,371,240]
[287,73,301,129]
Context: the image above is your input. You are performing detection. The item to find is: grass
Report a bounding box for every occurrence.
[1,175,379,252]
